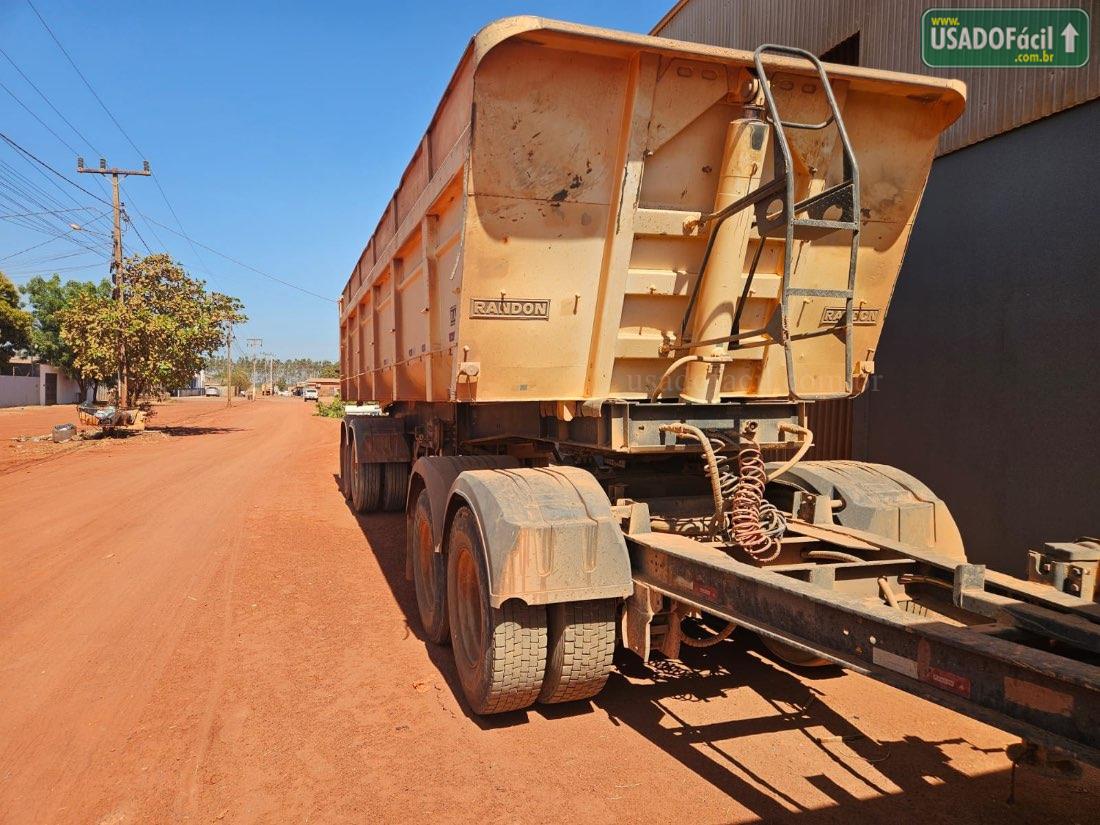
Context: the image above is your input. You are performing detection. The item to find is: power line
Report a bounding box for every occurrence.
[122,210,151,255]
[0,78,83,158]
[0,205,96,219]
[0,130,333,302]
[0,208,111,261]
[5,261,110,280]
[0,172,110,256]
[25,0,143,157]
[0,130,113,206]
[25,0,215,280]
[0,44,103,156]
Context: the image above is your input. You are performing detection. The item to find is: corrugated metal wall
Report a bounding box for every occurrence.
[854,99,1100,573]
[653,0,1099,155]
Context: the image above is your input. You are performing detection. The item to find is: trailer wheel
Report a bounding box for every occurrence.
[538,599,617,705]
[446,506,547,714]
[760,636,830,668]
[340,438,352,501]
[382,462,408,512]
[411,489,449,644]
[352,459,383,513]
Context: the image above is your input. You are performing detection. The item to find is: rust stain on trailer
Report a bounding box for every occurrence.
[1004,676,1074,717]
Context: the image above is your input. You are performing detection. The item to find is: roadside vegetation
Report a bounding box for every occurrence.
[0,271,32,367]
[315,395,344,418]
[58,254,246,402]
[20,274,112,398]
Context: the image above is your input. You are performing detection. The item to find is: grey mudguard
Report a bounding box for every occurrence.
[345,415,410,464]
[772,460,965,556]
[447,466,633,608]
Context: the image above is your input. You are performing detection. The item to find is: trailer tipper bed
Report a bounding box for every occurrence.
[338,17,1100,765]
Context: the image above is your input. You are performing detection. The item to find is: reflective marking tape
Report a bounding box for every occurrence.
[923,666,972,698]
[872,647,919,679]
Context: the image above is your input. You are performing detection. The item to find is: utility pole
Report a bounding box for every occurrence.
[225,323,233,408]
[247,338,262,400]
[267,354,274,396]
[78,157,150,410]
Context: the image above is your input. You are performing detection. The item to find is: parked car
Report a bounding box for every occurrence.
[303,386,319,401]
[204,386,220,397]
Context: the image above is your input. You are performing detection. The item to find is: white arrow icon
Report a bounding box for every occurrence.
[1062,22,1079,52]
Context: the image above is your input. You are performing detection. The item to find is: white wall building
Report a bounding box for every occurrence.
[0,358,83,408]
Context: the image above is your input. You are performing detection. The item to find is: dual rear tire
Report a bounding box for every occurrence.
[413,501,617,715]
[345,435,406,514]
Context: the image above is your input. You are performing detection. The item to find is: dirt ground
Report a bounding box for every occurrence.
[0,397,1095,824]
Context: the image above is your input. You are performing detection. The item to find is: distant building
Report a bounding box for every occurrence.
[295,377,340,398]
[0,356,83,407]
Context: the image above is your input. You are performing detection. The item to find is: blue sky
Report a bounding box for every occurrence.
[0,1,671,360]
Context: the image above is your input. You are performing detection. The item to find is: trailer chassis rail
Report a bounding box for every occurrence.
[626,528,1100,766]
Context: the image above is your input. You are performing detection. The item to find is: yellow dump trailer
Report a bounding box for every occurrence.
[338,18,1100,766]
[340,17,963,406]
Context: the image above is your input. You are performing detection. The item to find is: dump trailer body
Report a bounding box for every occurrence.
[339,17,964,406]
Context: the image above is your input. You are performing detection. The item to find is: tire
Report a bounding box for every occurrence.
[382,462,408,512]
[411,489,449,644]
[340,436,352,501]
[352,460,383,513]
[446,507,546,714]
[538,599,617,704]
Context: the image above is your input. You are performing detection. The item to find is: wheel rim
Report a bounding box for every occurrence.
[452,544,486,671]
[416,514,436,615]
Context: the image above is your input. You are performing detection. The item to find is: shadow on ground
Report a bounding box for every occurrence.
[333,472,1092,821]
[148,425,241,437]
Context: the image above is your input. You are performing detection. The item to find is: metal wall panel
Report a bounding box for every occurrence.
[852,99,1100,574]
[653,0,1099,155]
[806,399,853,461]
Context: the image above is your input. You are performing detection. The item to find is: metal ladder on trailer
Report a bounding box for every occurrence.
[681,45,861,400]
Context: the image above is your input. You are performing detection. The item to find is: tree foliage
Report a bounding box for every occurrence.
[0,271,33,367]
[60,254,246,400]
[229,365,251,393]
[20,274,111,387]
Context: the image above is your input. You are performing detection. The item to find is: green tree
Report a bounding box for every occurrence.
[319,362,340,379]
[21,274,111,394]
[60,254,246,403]
[0,271,33,367]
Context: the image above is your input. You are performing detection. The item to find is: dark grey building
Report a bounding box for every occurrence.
[652,0,1099,573]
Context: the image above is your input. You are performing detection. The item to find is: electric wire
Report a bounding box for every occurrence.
[0,130,332,301]
[26,0,218,279]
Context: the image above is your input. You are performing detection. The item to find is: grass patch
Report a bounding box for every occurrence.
[315,395,345,418]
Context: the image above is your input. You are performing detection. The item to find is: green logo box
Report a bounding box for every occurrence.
[922,7,1090,67]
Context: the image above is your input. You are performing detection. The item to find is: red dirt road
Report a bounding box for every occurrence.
[1,397,1095,823]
